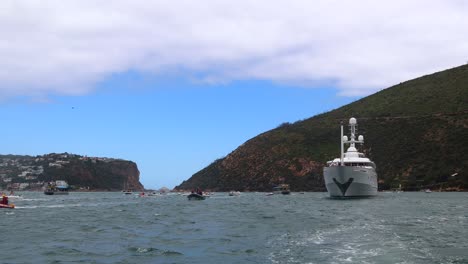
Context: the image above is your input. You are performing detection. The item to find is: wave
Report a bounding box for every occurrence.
[128,247,184,256]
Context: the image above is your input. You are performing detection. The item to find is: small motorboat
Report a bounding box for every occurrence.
[273,184,291,195]
[44,188,69,195]
[229,191,241,196]
[187,193,206,200]
[122,190,133,195]
[0,203,15,209]
[44,181,69,195]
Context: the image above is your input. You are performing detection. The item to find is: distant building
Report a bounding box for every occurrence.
[49,163,62,168]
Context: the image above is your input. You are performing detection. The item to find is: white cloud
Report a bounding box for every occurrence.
[1,0,467,99]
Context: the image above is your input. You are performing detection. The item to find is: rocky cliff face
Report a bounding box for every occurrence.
[0,153,144,191]
[47,158,144,191]
[176,64,468,192]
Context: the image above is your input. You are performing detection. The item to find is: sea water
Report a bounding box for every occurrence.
[1,192,467,264]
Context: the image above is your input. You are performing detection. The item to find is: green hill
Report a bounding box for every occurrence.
[176,64,468,192]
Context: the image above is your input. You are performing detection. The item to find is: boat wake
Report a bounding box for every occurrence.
[20,198,48,202]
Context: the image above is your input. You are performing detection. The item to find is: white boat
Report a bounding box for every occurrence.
[229,191,241,196]
[273,184,291,195]
[44,180,69,195]
[323,118,378,198]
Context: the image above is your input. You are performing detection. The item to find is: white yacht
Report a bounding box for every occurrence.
[323,117,378,197]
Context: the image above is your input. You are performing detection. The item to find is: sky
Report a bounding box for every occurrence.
[1,1,467,189]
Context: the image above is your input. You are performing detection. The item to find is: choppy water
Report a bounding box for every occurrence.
[2,192,467,264]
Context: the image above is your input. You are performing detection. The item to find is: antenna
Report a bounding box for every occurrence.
[340,121,344,166]
[342,117,365,155]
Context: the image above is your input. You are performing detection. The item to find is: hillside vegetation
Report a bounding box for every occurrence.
[176,64,468,192]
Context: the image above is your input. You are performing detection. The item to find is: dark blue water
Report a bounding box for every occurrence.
[2,192,467,263]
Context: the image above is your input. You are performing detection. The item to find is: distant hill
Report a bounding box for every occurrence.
[176,64,468,192]
[0,153,144,191]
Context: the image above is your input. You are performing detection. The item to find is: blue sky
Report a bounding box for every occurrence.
[1,1,467,188]
[1,72,358,188]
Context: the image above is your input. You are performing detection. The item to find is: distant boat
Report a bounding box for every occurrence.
[229,191,241,196]
[44,180,69,195]
[0,194,15,209]
[273,184,290,195]
[424,189,432,193]
[392,184,403,193]
[323,118,378,198]
[187,193,206,200]
[122,182,133,194]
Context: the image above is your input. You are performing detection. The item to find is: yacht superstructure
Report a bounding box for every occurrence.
[323,118,377,197]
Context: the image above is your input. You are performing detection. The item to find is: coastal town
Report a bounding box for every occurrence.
[0,153,123,191]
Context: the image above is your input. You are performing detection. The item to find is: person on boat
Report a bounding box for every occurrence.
[196,188,203,196]
[1,194,8,205]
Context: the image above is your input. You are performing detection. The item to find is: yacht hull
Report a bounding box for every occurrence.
[324,166,377,197]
